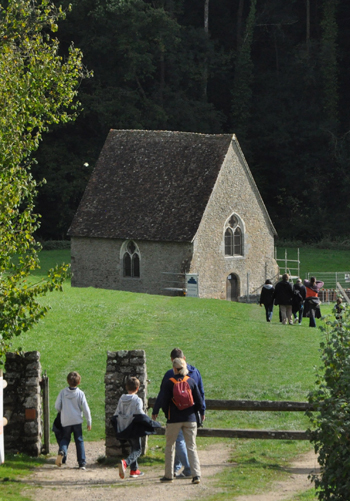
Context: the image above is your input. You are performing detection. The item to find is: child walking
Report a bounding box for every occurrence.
[114,377,145,479]
[55,371,92,469]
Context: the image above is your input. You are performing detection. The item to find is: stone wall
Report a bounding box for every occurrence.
[105,350,148,458]
[4,352,43,456]
[191,138,279,299]
[71,237,192,296]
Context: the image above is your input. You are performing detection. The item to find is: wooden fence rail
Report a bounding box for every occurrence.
[147,398,314,441]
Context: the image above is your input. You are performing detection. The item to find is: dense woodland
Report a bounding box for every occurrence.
[33,0,350,242]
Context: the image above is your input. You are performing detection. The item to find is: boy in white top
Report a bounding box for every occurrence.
[115,377,145,479]
[55,371,91,469]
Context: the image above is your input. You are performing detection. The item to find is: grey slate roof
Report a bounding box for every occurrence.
[68,130,234,242]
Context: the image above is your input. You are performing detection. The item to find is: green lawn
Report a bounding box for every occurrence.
[275,246,350,277]
[2,246,343,500]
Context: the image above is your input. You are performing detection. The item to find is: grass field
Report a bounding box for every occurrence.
[2,246,347,500]
[275,246,350,277]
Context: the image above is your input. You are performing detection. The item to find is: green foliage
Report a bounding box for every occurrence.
[307,306,350,500]
[40,240,71,250]
[0,0,90,360]
[231,0,257,143]
[320,0,339,127]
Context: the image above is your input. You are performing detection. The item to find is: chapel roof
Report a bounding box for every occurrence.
[68,129,235,242]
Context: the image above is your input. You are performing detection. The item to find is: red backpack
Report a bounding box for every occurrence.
[169,376,194,410]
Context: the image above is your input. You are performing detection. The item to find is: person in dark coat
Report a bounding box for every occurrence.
[273,273,294,325]
[259,279,275,322]
[303,277,324,327]
[292,278,306,325]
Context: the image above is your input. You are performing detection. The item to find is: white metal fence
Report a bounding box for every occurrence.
[307,272,350,289]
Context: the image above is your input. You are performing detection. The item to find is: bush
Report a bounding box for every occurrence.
[276,238,350,251]
[307,306,350,500]
[40,240,71,250]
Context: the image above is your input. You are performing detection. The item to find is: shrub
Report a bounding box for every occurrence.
[307,306,350,500]
[40,240,71,250]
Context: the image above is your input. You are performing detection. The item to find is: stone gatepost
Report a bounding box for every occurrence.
[105,350,147,458]
[4,351,43,456]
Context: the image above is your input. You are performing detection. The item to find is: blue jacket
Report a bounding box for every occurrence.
[153,363,205,416]
[161,375,203,423]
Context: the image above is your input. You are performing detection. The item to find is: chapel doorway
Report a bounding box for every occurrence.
[226,273,239,301]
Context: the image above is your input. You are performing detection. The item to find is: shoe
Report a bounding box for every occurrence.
[55,451,64,467]
[79,466,86,470]
[160,476,174,483]
[130,470,144,478]
[119,459,127,479]
[175,472,192,479]
[192,476,201,484]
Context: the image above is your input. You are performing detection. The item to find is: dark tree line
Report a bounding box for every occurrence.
[33,0,350,242]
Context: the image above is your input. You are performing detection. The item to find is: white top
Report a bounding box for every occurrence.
[55,387,92,427]
[114,393,144,432]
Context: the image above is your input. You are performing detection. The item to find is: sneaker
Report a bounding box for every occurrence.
[130,470,144,478]
[79,466,86,470]
[118,459,127,479]
[192,476,201,484]
[160,476,174,483]
[55,451,64,467]
[175,472,192,479]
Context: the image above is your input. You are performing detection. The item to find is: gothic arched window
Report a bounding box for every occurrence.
[123,241,141,277]
[224,214,244,257]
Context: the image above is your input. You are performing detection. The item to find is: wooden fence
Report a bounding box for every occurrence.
[148,398,314,440]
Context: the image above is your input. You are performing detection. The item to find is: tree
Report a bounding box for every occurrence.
[0,0,90,360]
[231,0,257,146]
[307,306,350,500]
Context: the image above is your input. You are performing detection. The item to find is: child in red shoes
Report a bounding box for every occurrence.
[114,377,145,479]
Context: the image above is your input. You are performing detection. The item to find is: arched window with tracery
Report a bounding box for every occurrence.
[224,214,244,257]
[122,240,141,277]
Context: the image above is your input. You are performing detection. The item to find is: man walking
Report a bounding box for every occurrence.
[273,273,294,325]
[152,348,205,478]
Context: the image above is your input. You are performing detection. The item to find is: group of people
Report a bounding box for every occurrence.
[259,274,324,327]
[53,347,205,485]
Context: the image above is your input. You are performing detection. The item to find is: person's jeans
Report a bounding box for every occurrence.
[297,304,304,324]
[59,423,86,467]
[125,437,142,470]
[174,429,191,475]
[264,303,274,322]
[309,307,316,327]
[294,304,304,323]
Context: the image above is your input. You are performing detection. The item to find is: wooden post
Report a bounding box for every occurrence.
[41,372,50,455]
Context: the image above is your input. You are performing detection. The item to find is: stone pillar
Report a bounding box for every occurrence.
[4,351,43,456]
[105,350,147,458]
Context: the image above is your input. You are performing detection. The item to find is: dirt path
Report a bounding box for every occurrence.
[21,441,233,501]
[235,450,319,501]
[21,442,319,501]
